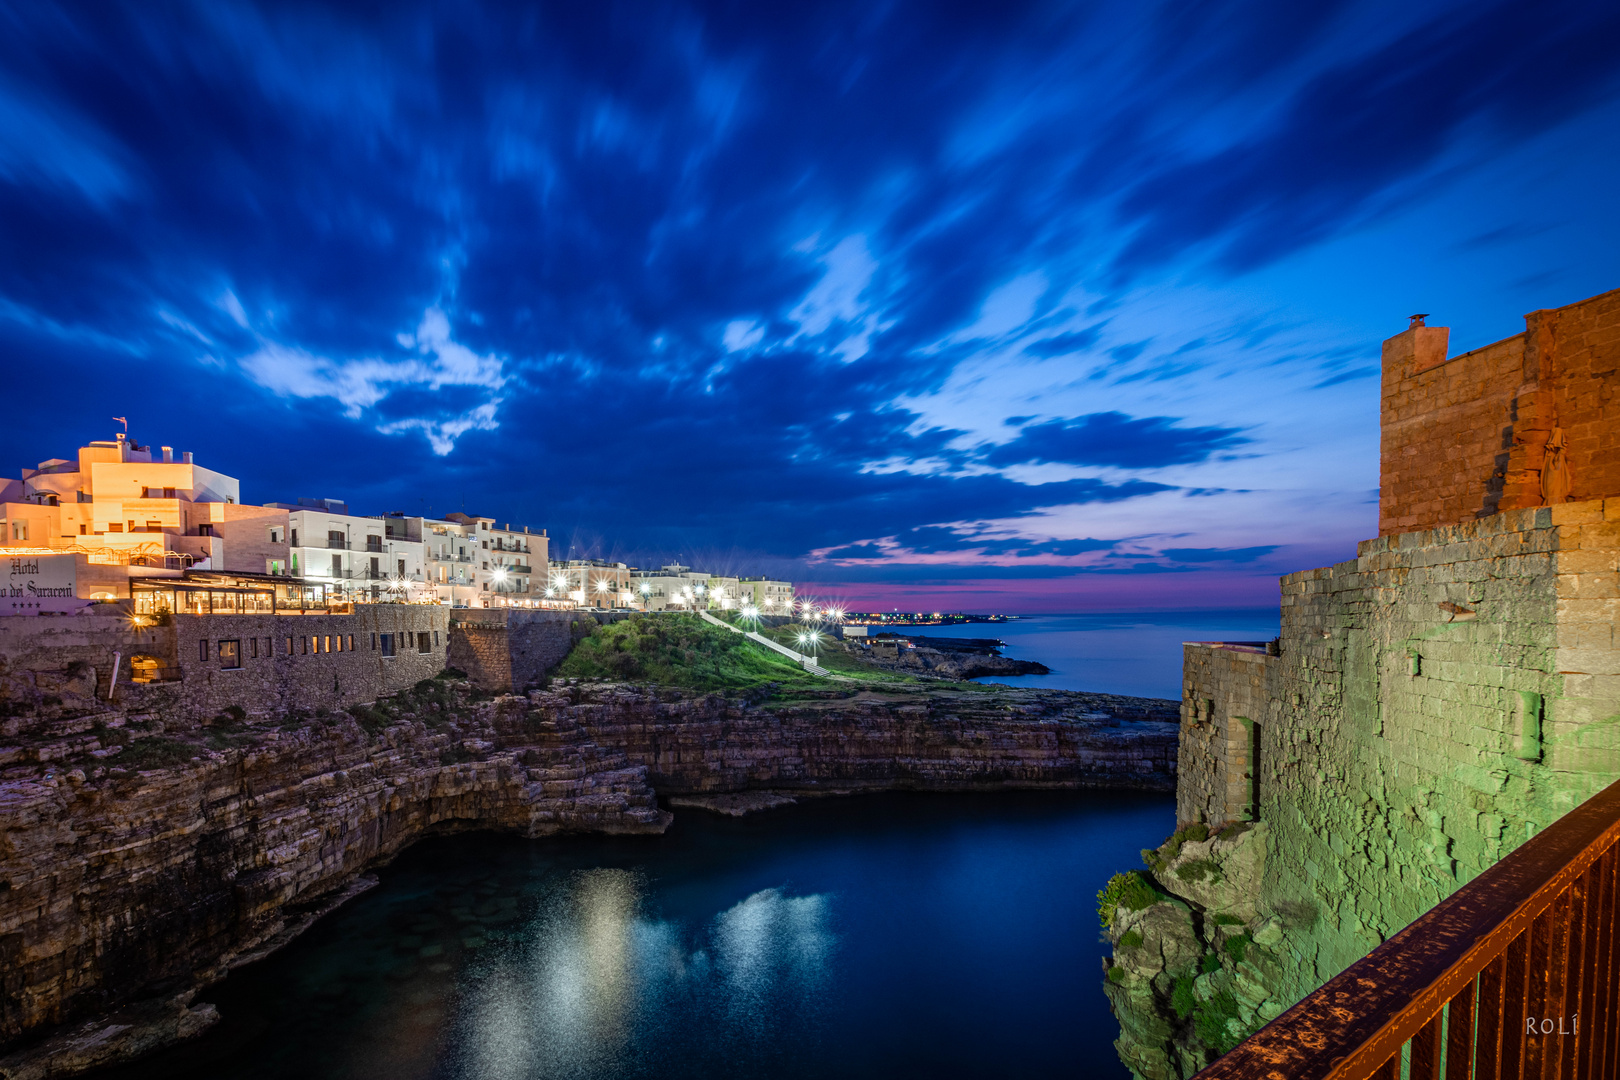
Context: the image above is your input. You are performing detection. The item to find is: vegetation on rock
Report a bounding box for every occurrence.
[1097,870,1161,928]
[555,614,816,691]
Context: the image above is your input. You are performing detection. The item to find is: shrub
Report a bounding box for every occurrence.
[1212,913,1246,926]
[1176,858,1224,884]
[1200,952,1222,974]
[1145,822,1211,871]
[1096,871,1160,929]
[1118,929,1144,949]
[1225,933,1252,964]
[1170,974,1197,1019]
[1106,966,1126,984]
[1195,990,1245,1054]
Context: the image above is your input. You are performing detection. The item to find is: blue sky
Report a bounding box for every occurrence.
[2,1,1618,611]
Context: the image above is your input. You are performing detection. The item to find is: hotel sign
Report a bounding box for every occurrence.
[4,554,80,615]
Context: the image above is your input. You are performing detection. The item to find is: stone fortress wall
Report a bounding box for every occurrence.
[1178,499,1620,1009]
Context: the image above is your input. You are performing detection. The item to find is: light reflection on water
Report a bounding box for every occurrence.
[97,791,1171,1080]
[455,872,834,1080]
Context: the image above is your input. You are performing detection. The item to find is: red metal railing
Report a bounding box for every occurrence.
[1194,777,1620,1079]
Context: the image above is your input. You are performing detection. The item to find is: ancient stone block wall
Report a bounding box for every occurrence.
[1379,286,1620,535]
[1172,499,1620,1011]
[0,606,449,732]
[1178,644,1271,826]
[447,609,587,692]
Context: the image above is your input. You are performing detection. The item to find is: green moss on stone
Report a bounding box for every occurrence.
[1097,871,1161,928]
[1118,929,1144,949]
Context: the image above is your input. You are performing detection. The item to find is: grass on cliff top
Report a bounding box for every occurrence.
[554,614,822,692]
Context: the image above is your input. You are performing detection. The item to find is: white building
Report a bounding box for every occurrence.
[283,508,429,603]
[740,577,795,615]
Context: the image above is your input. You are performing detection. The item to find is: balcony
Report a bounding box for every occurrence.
[325,540,349,550]
[507,564,533,574]
[365,541,383,552]
[1194,777,1620,1079]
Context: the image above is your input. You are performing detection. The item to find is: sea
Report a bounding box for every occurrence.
[882,609,1281,700]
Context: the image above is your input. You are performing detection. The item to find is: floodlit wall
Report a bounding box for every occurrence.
[1178,498,1620,1006]
[1380,286,1620,535]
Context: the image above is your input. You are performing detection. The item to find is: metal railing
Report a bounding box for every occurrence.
[1194,777,1620,1079]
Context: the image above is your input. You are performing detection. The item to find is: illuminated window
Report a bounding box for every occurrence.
[380,633,396,657]
[218,640,241,669]
[286,636,293,655]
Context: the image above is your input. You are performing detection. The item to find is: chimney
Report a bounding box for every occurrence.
[1382,315,1450,378]
[161,446,173,463]
[182,451,194,464]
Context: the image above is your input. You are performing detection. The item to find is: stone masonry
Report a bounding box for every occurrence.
[1381,286,1620,535]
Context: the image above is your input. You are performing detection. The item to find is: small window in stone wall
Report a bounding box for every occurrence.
[335,634,343,653]
[325,635,332,653]
[380,633,396,657]
[250,638,259,659]
[198,639,209,662]
[219,640,241,669]
[348,635,355,651]
[286,636,293,655]
[434,630,440,647]
[371,633,377,650]
[301,636,309,655]
[417,632,430,653]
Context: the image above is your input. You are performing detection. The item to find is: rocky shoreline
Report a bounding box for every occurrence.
[844,633,1051,680]
[0,677,1176,1078]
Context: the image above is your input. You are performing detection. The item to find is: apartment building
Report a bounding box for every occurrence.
[281,507,429,603]
[740,577,795,614]
[552,560,635,608]
[441,513,548,606]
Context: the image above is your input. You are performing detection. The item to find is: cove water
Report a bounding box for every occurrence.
[101,791,1173,1080]
[910,609,1280,700]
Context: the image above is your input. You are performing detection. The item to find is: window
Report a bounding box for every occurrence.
[107,522,123,533]
[433,630,440,647]
[219,640,241,669]
[370,633,377,650]
[348,635,355,651]
[199,639,209,662]
[291,528,298,546]
[301,636,309,655]
[145,520,162,532]
[269,527,283,543]
[417,632,431,654]
[369,556,379,579]
[79,524,87,535]
[286,636,294,655]
[335,634,343,653]
[331,554,343,577]
[198,523,214,537]
[397,559,405,576]
[250,638,259,659]
[311,635,320,654]
[265,637,272,657]
[9,521,24,541]
[324,635,332,653]
[380,633,396,657]
[164,487,176,498]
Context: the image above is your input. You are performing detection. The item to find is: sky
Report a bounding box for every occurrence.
[2,1,1618,613]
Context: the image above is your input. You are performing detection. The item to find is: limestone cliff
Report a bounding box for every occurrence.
[0,677,1176,1078]
[1101,823,1296,1080]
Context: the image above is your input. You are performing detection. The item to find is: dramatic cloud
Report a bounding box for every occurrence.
[0,0,1615,609]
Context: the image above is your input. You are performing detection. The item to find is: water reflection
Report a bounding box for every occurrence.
[455,871,834,1079]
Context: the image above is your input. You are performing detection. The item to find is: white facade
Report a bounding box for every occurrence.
[741,577,795,615]
[286,510,429,603]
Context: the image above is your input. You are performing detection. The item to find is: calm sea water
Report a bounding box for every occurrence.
[894,610,1280,700]
[101,791,1173,1080]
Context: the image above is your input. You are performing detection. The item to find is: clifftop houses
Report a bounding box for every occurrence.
[0,433,792,616]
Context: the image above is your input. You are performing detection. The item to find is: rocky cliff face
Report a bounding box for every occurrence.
[1101,823,1301,1080]
[0,678,1176,1078]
